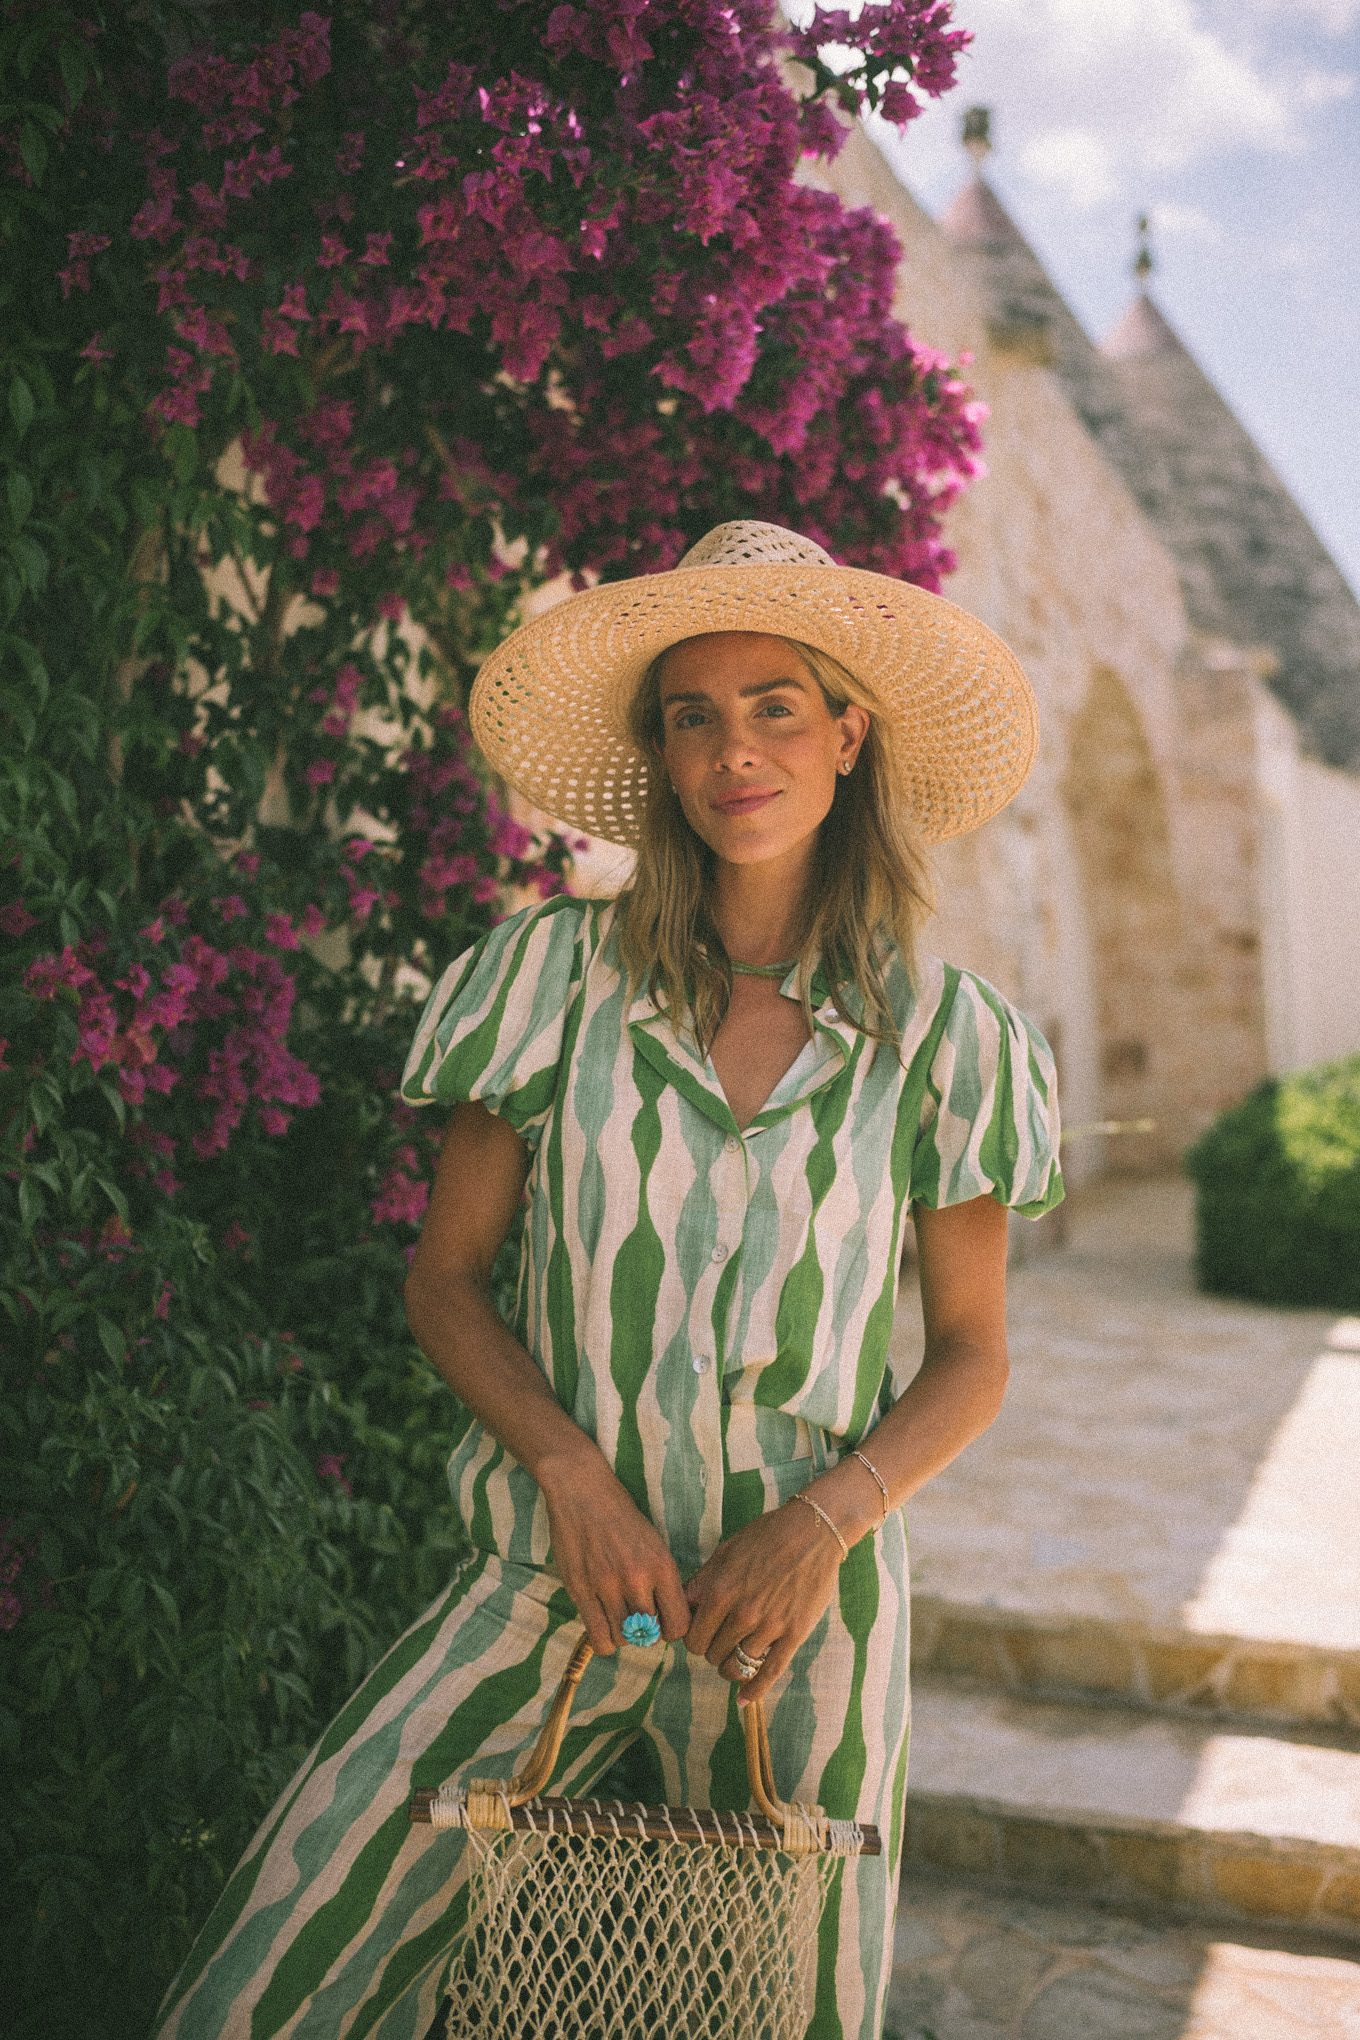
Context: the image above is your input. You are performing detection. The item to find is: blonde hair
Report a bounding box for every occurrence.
[615,636,934,1051]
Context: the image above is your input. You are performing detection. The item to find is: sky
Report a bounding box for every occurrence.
[863,0,1360,596]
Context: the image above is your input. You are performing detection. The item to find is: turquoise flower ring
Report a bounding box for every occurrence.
[621,1612,662,1648]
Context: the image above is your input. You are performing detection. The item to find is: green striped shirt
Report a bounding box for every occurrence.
[402,897,1061,1577]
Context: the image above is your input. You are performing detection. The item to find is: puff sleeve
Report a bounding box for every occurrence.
[399,897,587,1147]
[911,968,1063,1217]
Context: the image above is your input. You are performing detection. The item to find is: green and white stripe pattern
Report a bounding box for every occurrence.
[155,897,1060,2040]
[401,899,1060,1582]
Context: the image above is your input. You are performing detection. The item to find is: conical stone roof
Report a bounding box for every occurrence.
[940,174,1360,769]
[1098,289,1360,768]
[939,173,1128,441]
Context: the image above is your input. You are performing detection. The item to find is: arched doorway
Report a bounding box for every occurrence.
[1061,665,1186,1170]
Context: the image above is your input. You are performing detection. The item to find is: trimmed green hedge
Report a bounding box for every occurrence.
[1186,1055,1360,1308]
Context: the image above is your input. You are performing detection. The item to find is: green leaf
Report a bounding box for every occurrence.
[98,1077,127,1130]
[5,631,49,699]
[8,375,34,438]
[58,40,90,108]
[165,424,199,485]
[7,470,33,528]
[2,688,35,745]
[17,1172,44,1227]
[18,119,47,185]
[94,1174,129,1221]
[13,532,47,591]
[97,1317,127,1365]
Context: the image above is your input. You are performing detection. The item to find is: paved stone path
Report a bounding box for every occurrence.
[892,1177,1360,1732]
[887,1872,1360,2039]
[885,1174,1360,2025]
[895,1177,1360,1652]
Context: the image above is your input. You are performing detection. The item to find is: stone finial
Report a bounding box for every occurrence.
[1134,212,1154,285]
[962,106,993,170]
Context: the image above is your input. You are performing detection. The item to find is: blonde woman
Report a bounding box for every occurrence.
[156,523,1061,2040]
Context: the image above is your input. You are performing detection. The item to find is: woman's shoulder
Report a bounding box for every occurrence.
[891,948,1040,1032]
[879,946,1056,1077]
[935,959,1054,1061]
[450,891,607,981]
[906,954,1063,1216]
[400,894,610,1109]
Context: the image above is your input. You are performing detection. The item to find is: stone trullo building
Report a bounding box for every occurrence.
[551,113,1360,1189]
[801,112,1360,1184]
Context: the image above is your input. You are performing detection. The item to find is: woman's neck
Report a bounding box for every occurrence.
[710,846,816,964]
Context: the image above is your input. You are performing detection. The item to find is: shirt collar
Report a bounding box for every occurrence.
[623,962,864,1135]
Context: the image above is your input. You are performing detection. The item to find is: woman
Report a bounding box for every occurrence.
[156,521,1061,2040]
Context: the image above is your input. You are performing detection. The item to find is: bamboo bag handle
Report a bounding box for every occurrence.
[497,1633,791,1826]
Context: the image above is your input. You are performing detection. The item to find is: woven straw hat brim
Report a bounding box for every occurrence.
[469,564,1038,847]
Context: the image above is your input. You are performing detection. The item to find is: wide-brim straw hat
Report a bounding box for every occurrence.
[469,520,1038,847]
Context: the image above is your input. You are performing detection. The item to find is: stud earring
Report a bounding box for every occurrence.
[839,760,852,775]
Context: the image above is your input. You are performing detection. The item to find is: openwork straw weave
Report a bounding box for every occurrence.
[411,1633,878,2040]
[469,520,1039,848]
[442,1811,831,2039]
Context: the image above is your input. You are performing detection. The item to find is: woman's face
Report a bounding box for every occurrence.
[654,633,868,872]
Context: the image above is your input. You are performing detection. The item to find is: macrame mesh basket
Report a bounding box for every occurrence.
[412,1634,880,2040]
[445,1813,832,2039]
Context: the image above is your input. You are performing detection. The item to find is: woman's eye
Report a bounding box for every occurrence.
[672,709,705,731]
[758,701,793,718]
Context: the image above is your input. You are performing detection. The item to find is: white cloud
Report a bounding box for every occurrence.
[1226,0,1360,32]
[1019,127,1117,207]
[875,0,1351,214]
[1151,202,1224,243]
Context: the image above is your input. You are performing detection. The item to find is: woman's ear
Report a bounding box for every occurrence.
[837,702,870,771]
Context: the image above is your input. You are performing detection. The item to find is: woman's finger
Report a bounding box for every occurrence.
[705,1606,763,1672]
[575,1592,618,1656]
[654,1568,693,1643]
[734,1634,798,1708]
[720,1631,776,1688]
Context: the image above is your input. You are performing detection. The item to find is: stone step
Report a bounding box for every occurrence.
[887,1868,1360,2040]
[904,1679,1360,1947]
[911,1594,1360,1732]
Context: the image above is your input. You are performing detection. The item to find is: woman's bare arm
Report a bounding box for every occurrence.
[683,1192,1010,1700]
[405,1101,692,1654]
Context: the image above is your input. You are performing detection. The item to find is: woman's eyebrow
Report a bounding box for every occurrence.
[660,676,809,707]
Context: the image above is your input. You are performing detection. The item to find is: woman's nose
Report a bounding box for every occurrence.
[711,717,760,772]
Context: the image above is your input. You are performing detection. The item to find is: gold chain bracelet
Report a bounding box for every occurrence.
[790,1490,850,1561]
[850,1448,890,1525]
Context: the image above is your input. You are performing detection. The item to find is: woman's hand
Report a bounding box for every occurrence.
[682,1501,844,1706]
[685,1193,1015,1704]
[537,1446,692,1659]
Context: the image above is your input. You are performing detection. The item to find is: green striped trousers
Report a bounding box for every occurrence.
[155,1528,911,2040]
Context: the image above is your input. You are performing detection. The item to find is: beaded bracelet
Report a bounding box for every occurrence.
[791,1490,850,1561]
[850,1448,890,1525]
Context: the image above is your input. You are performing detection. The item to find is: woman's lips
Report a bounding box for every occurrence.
[710,788,779,816]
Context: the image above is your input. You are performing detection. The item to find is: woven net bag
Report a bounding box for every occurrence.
[411,1635,880,2040]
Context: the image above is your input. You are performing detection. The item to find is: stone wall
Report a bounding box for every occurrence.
[804,126,1276,1169]
[1255,688,1360,1072]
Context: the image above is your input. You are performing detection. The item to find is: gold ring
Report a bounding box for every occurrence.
[733,1643,768,1678]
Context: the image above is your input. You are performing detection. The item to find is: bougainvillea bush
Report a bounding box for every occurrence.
[0,1,978,2028]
